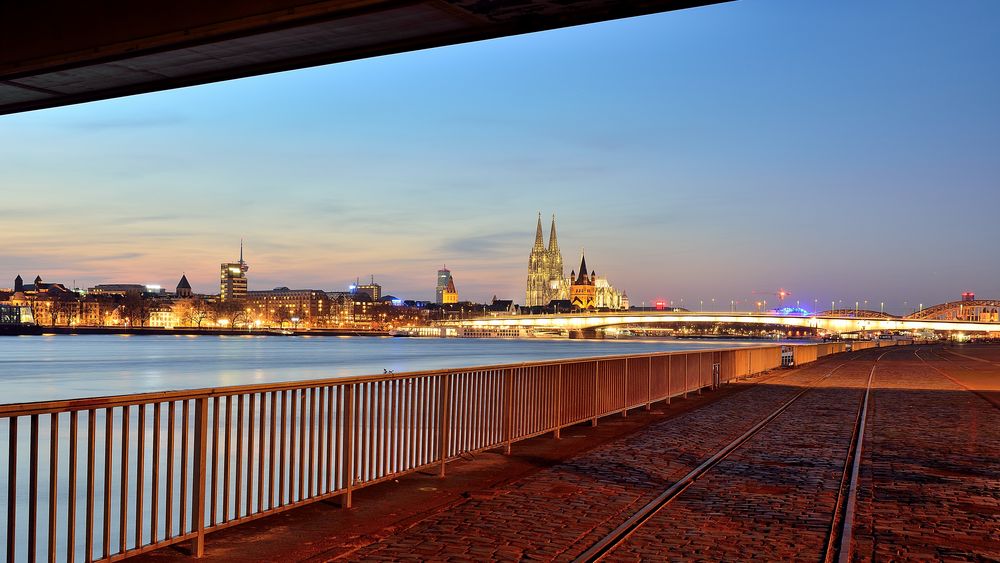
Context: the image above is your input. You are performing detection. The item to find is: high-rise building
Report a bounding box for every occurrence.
[435,266,452,304]
[525,213,568,306]
[352,275,382,301]
[220,242,249,301]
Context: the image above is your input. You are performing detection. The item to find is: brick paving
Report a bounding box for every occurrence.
[603,356,876,561]
[852,348,1000,561]
[139,346,1000,561]
[341,359,848,561]
[339,347,1000,562]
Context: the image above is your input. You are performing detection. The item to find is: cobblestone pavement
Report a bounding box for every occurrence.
[341,358,851,561]
[602,355,876,561]
[339,347,1000,562]
[852,348,1000,561]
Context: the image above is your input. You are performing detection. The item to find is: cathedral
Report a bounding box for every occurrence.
[526,213,569,307]
[525,214,628,310]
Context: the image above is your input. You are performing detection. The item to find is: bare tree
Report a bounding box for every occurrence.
[172,299,195,327]
[212,299,247,328]
[273,307,292,329]
[122,291,155,327]
[190,299,211,328]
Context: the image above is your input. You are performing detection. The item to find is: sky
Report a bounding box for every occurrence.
[1,0,998,315]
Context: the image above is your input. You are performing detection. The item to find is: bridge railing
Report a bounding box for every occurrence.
[1,345,785,562]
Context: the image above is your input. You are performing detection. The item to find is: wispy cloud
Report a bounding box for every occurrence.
[436,231,525,258]
[60,115,188,131]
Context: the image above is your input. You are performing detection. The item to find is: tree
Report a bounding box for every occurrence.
[121,291,155,327]
[212,299,247,328]
[189,299,211,328]
[273,307,292,329]
[51,297,79,326]
[172,299,195,327]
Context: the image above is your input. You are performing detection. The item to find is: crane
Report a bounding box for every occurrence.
[750,288,791,311]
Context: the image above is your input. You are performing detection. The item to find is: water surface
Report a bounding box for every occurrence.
[0,334,772,404]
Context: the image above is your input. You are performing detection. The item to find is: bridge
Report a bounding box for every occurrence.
[0,0,727,116]
[453,309,1000,337]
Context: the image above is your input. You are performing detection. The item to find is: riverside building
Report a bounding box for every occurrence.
[220,242,249,301]
[435,266,452,304]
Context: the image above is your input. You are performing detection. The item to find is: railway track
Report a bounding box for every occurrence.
[573,349,895,562]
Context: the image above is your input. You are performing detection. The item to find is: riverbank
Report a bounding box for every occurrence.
[0,325,389,336]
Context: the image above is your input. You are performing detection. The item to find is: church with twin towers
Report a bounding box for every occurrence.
[525,213,628,310]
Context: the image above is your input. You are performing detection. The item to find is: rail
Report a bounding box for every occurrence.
[573,345,911,561]
[1,344,790,562]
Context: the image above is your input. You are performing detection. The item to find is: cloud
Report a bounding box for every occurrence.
[436,231,525,258]
[59,115,188,131]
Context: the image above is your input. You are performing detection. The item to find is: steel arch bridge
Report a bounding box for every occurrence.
[905,300,1000,322]
[452,310,1000,335]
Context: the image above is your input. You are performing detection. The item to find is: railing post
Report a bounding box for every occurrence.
[592,360,599,426]
[684,355,689,399]
[622,359,628,417]
[553,365,562,439]
[504,369,513,454]
[342,385,354,509]
[7,417,17,563]
[666,357,671,406]
[438,374,450,477]
[646,356,652,410]
[698,354,703,395]
[190,397,209,558]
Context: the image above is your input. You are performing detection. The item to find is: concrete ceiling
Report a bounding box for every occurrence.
[0,0,729,116]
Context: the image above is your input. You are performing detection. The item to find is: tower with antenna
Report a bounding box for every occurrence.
[219,240,249,301]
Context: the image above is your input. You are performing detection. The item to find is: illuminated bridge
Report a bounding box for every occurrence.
[452,310,1000,337]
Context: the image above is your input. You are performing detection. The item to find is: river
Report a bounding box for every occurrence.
[0,334,774,404]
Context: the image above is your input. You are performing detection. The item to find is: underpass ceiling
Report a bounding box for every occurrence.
[0,0,729,116]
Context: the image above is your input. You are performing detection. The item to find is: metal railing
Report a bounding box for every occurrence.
[1,345,786,562]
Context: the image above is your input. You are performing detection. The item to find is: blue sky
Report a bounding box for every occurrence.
[1,0,998,314]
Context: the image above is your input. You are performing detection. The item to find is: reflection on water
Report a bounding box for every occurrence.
[0,334,771,404]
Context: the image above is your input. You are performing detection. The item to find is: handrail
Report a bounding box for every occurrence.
[1,344,799,562]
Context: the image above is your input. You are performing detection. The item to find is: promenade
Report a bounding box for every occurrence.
[135,345,1000,561]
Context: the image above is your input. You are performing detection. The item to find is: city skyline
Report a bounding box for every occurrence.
[2,0,999,310]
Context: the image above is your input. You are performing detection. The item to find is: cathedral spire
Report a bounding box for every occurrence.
[533,212,545,250]
[576,252,589,284]
[547,214,559,254]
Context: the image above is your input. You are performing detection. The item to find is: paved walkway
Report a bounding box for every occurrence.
[342,346,1000,562]
[604,357,875,561]
[345,358,849,561]
[853,347,1000,561]
[140,345,1000,562]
